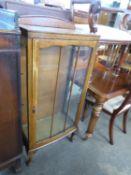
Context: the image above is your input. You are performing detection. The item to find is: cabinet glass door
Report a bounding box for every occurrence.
[33,43,92,142]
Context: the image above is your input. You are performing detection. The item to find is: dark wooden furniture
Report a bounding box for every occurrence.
[98,6,124,27]
[118,12,131,72]
[119,12,131,31]
[20,23,99,163]
[1,0,75,30]
[0,9,22,171]
[1,0,100,32]
[0,0,75,29]
[102,88,131,145]
[80,26,131,143]
[71,0,101,33]
[94,25,131,76]
[1,0,71,19]
[85,63,131,140]
[2,0,100,32]
[18,15,75,29]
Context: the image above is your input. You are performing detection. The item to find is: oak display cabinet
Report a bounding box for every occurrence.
[20,25,99,162]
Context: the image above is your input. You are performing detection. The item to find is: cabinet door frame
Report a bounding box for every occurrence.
[27,38,98,150]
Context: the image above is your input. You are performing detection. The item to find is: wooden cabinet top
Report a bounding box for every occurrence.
[20,24,131,44]
[20,24,100,42]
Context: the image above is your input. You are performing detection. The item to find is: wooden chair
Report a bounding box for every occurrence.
[118,13,131,73]
[102,88,131,145]
[82,88,131,145]
[120,45,131,73]
[71,0,101,33]
[120,55,131,73]
[98,6,124,27]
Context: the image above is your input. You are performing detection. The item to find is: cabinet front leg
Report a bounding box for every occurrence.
[26,152,34,166]
[69,132,76,142]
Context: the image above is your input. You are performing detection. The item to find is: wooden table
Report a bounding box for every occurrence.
[85,64,131,139]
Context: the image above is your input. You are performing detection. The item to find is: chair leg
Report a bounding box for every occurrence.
[123,110,129,134]
[109,115,116,145]
[81,100,88,121]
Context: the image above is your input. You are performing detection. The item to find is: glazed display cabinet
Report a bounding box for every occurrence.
[20,24,99,162]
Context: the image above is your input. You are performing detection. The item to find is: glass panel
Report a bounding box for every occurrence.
[36,46,60,141]
[36,46,92,141]
[64,47,92,128]
[36,46,75,140]
[51,46,75,136]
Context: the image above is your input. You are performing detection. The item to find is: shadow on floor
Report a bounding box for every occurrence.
[1,110,131,175]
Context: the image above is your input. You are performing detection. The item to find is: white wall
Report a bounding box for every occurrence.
[46,0,70,8]
[21,0,129,9]
[120,0,128,9]
[101,0,129,9]
[101,0,114,6]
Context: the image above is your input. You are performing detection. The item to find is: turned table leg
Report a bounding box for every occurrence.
[85,97,105,139]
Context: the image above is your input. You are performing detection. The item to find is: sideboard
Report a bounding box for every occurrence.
[0,9,22,172]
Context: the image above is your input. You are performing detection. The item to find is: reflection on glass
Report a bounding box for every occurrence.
[35,46,92,142]
[64,47,92,127]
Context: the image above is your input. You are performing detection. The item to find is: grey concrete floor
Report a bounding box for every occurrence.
[1,109,131,175]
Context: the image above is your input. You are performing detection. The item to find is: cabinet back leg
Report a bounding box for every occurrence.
[123,110,129,133]
[12,158,21,173]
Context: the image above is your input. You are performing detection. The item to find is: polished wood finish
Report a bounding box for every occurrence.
[96,43,130,71]
[3,0,103,33]
[71,24,131,45]
[97,25,131,44]
[89,68,131,99]
[73,11,89,24]
[71,0,101,33]
[1,0,71,20]
[0,31,22,171]
[0,9,22,171]
[98,6,124,27]
[85,63,131,139]
[19,16,75,29]
[2,1,75,30]
[93,25,131,75]
[20,24,99,162]
[82,25,131,140]
[101,6,124,13]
